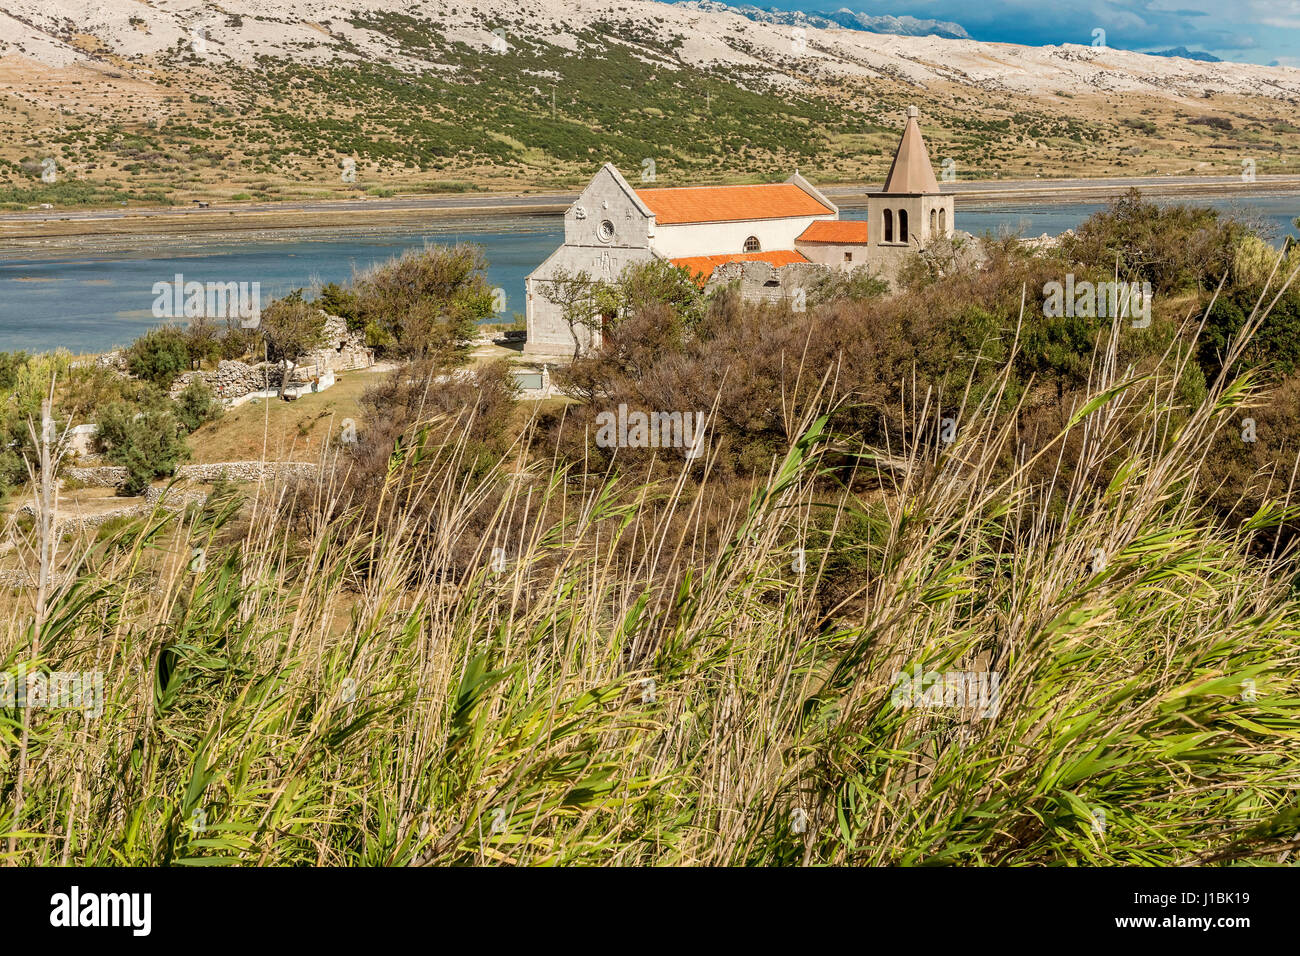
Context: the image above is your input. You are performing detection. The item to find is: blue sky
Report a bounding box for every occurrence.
[764,0,1300,66]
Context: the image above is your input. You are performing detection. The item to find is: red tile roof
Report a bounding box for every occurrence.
[670,250,810,286]
[637,184,833,225]
[797,219,871,244]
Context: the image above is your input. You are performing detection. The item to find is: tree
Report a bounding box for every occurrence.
[96,396,190,496]
[1017,307,1094,404]
[352,245,494,361]
[175,379,222,432]
[538,268,604,362]
[260,292,327,399]
[613,259,705,333]
[314,282,362,331]
[0,351,29,391]
[184,318,223,370]
[1062,188,1245,294]
[219,318,263,361]
[127,326,190,389]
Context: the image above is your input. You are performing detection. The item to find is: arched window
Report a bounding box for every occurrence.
[883,209,894,244]
[939,208,947,235]
[743,235,761,252]
[930,209,937,233]
[899,209,909,243]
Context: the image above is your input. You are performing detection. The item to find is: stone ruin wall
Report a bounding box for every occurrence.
[155,314,372,403]
[64,461,320,488]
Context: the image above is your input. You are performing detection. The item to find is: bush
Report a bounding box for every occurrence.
[1201,286,1300,378]
[62,363,137,423]
[1062,188,1245,294]
[314,283,363,332]
[351,245,494,361]
[610,259,705,334]
[127,326,190,389]
[184,318,224,369]
[342,358,519,514]
[219,321,263,361]
[175,379,222,432]
[805,266,890,305]
[0,351,29,390]
[96,396,190,495]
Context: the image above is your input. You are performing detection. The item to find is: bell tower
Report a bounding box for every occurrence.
[868,106,953,250]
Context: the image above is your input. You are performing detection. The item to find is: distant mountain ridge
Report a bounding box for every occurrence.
[1147,47,1222,63]
[0,0,1295,206]
[679,3,1236,58]
[674,1,971,39]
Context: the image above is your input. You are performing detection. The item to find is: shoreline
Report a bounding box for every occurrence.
[1,175,1296,255]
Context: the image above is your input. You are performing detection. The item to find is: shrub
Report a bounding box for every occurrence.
[1062,188,1245,294]
[314,283,363,332]
[127,325,190,388]
[184,318,224,369]
[805,266,890,305]
[62,363,137,423]
[96,396,190,495]
[351,245,494,361]
[219,321,263,361]
[342,358,519,514]
[1200,286,1300,378]
[1231,234,1284,289]
[611,259,705,333]
[0,351,29,390]
[175,379,222,432]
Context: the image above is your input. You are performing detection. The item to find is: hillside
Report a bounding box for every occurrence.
[1,0,1298,208]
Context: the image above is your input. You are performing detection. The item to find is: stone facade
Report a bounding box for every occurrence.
[301,313,373,377]
[525,165,658,358]
[709,260,826,306]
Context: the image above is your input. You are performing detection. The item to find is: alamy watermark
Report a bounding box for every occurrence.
[152,273,261,327]
[891,668,1001,719]
[1043,274,1152,328]
[2,666,104,718]
[595,404,706,459]
[50,886,150,936]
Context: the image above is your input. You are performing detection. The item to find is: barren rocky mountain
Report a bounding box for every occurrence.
[0,0,1296,205]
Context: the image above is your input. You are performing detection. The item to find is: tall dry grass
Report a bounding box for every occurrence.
[2,284,1299,866]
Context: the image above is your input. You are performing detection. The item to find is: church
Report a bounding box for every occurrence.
[523,106,953,359]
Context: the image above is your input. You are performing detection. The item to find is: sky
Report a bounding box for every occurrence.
[762,0,1300,66]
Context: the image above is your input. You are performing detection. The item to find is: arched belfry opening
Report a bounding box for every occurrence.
[883,209,894,243]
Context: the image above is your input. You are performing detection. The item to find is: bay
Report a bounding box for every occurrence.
[0,192,1295,355]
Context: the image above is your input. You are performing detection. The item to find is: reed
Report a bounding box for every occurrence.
[2,285,1298,866]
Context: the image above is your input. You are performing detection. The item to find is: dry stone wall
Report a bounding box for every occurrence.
[171,360,283,401]
[175,461,319,482]
[65,461,320,487]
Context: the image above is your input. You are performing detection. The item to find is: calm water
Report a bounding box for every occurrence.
[0,193,1295,354]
